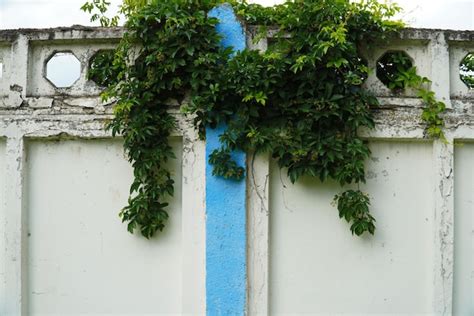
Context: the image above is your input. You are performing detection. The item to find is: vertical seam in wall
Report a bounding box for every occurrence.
[181,121,207,314]
[3,135,27,316]
[247,152,270,316]
[432,138,455,315]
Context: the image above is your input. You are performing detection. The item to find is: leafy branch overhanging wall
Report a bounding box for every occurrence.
[82,0,447,238]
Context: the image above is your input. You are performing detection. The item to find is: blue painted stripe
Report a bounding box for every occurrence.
[206,4,247,316]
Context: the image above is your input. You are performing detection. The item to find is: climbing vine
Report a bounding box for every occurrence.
[82,0,446,238]
[377,51,447,140]
[460,53,474,88]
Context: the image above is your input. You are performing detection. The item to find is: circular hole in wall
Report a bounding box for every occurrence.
[376,50,413,91]
[460,52,474,89]
[45,52,81,88]
[88,49,116,87]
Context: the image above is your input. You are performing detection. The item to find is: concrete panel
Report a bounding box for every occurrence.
[453,143,474,315]
[269,141,434,314]
[26,138,183,314]
[0,140,6,308]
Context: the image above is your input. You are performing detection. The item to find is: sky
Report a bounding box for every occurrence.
[0,0,473,30]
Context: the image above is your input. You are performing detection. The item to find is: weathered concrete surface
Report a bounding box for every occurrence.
[0,25,472,315]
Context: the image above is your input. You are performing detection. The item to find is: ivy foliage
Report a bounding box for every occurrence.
[335,190,374,236]
[82,0,444,238]
[89,50,118,87]
[378,51,447,140]
[87,0,231,238]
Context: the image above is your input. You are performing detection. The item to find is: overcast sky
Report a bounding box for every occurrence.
[0,0,473,30]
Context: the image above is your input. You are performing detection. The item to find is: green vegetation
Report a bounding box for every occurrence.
[82,0,446,238]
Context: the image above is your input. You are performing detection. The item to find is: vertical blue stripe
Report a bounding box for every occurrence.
[206,4,247,316]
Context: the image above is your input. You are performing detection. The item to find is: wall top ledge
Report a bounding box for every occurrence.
[245,25,474,42]
[0,26,473,43]
[0,26,124,42]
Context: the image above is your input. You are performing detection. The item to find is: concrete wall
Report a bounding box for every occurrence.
[0,20,473,316]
